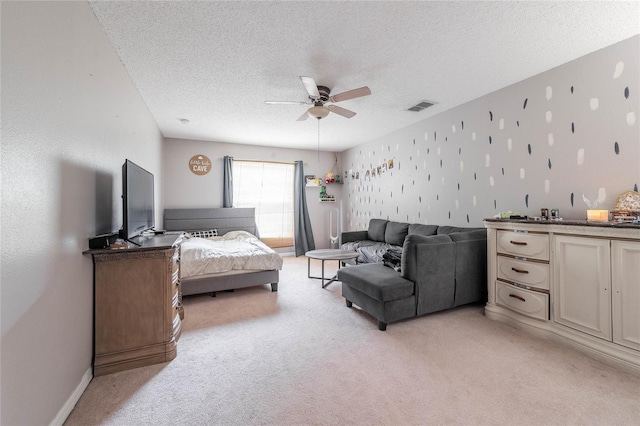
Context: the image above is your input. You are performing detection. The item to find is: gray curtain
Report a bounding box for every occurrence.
[223,155,233,208]
[294,160,315,256]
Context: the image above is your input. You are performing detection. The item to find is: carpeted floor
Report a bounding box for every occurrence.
[65,256,640,425]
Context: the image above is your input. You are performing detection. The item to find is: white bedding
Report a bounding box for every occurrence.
[180,230,283,279]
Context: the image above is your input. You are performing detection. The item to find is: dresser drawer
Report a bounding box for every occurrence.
[497,256,550,290]
[497,231,549,260]
[496,281,549,321]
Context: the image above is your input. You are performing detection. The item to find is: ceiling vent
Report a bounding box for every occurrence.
[408,101,436,112]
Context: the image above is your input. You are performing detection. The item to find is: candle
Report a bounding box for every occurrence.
[587,210,609,222]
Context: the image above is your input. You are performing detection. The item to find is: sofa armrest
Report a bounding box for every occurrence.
[401,234,456,316]
[413,242,457,315]
[452,238,487,306]
[341,230,368,245]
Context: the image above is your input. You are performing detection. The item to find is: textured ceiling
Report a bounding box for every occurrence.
[90,1,640,152]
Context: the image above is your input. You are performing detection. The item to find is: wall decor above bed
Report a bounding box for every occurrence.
[189,154,211,175]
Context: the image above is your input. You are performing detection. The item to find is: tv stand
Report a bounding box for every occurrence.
[84,233,184,376]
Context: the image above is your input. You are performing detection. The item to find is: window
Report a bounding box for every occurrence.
[232,160,295,248]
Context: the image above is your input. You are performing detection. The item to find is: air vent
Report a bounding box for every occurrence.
[407,100,436,112]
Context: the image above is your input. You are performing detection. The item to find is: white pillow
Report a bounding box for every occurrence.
[186,229,218,238]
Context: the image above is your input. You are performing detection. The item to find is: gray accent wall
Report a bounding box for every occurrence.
[340,36,639,230]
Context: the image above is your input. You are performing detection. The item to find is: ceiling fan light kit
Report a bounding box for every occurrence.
[307,105,330,119]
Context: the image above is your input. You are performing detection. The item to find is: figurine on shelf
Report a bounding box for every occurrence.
[319,186,327,199]
[325,172,335,183]
[319,186,336,202]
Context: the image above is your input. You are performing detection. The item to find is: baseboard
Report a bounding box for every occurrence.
[50,367,92,426]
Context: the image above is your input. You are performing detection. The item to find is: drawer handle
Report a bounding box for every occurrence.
[510,240,528,246]
[511,267,529,274]
[509,294,526,302]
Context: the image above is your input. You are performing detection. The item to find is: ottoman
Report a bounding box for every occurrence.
[337,263,416,330]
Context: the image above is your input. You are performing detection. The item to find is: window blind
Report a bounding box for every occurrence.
[232,160,295,248]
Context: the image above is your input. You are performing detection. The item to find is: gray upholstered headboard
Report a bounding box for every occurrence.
[163,208,258,236]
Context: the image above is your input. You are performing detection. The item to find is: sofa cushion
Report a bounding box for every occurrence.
[401,234,452,281]
[340,241,400,264]
[385,221,410,246]
[367,219,389,242]
[437,226,483,235]
[408,223,439,237]
[338,263,414,302]
[448,229,487,242]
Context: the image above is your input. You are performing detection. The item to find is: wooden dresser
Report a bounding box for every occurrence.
[85,233,183,376]
[484,219,640,373]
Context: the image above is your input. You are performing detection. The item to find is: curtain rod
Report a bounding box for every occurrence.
[234,159,296,166]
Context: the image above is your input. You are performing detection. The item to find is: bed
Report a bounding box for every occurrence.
[164,208,282,296]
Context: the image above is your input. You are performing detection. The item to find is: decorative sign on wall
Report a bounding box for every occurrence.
[189,154,211,175]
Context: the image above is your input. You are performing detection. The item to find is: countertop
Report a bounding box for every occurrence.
[484,218,640,229]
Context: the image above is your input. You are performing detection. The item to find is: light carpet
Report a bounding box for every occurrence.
[65,256,640,425]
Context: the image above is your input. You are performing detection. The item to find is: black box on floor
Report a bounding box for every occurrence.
[88,232,119,249]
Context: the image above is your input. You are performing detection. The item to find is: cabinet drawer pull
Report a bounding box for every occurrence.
[509,294,526,302]
[511,267,529,274]
[510,240,528,246]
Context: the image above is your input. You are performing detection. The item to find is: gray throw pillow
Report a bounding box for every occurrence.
[385,221,410,246]
[367,219,389,242]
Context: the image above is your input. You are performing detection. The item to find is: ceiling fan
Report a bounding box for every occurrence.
[265,76,371,121]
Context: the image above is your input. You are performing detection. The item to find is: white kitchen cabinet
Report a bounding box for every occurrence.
[485,219,640,373]
[553,235,611,340]
[611,240,640,351]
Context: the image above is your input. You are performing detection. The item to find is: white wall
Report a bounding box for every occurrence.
[340,36,640,230]
[163,138,343,249]
[1,2,163,424]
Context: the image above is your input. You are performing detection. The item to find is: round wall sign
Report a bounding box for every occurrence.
[189,154,211,175]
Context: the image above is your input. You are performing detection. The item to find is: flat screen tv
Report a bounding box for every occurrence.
[122,159,155,239]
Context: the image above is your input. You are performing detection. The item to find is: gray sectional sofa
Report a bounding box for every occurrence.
[337,219,487,330]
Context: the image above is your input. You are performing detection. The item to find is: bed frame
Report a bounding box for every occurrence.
[164,208,279,296]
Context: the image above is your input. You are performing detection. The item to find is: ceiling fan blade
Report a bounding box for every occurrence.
[265,100,310,105]
[328,104,356,119]
[330,86,371,103]
[296,110,310,121]
[300,76,320,99]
